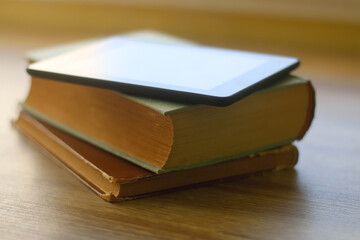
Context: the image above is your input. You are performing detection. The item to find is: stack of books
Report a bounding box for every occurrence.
[15,31,315,202]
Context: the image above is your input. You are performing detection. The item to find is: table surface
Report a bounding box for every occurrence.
[1,32,360,240]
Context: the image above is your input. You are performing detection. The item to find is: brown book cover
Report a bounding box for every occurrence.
[15,112,299,202]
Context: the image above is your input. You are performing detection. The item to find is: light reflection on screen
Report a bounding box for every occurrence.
[64,42,267,90]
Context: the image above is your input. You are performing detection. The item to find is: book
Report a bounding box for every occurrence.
[15,112,299,202]
[22,32,315,173]
[22,75,314,173]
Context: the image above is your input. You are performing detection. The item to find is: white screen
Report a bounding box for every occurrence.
[64,42,267,90]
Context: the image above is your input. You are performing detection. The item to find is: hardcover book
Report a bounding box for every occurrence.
[23,74,314,173]
[15,112,299,202]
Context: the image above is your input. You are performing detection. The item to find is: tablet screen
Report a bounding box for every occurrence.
[66,42,267,91]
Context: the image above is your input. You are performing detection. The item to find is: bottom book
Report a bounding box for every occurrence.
[15,112,299,202]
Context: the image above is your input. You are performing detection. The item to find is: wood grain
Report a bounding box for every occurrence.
[1,32,360,240]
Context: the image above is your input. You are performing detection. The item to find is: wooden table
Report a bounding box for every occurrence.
[1,32,360,240]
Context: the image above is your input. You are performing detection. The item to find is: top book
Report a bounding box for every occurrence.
[23,31,315,173]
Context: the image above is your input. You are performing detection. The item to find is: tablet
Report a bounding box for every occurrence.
[27,37,299,106]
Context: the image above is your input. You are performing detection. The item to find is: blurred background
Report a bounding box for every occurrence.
[0,0,359,79]
[1,0,359,54]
